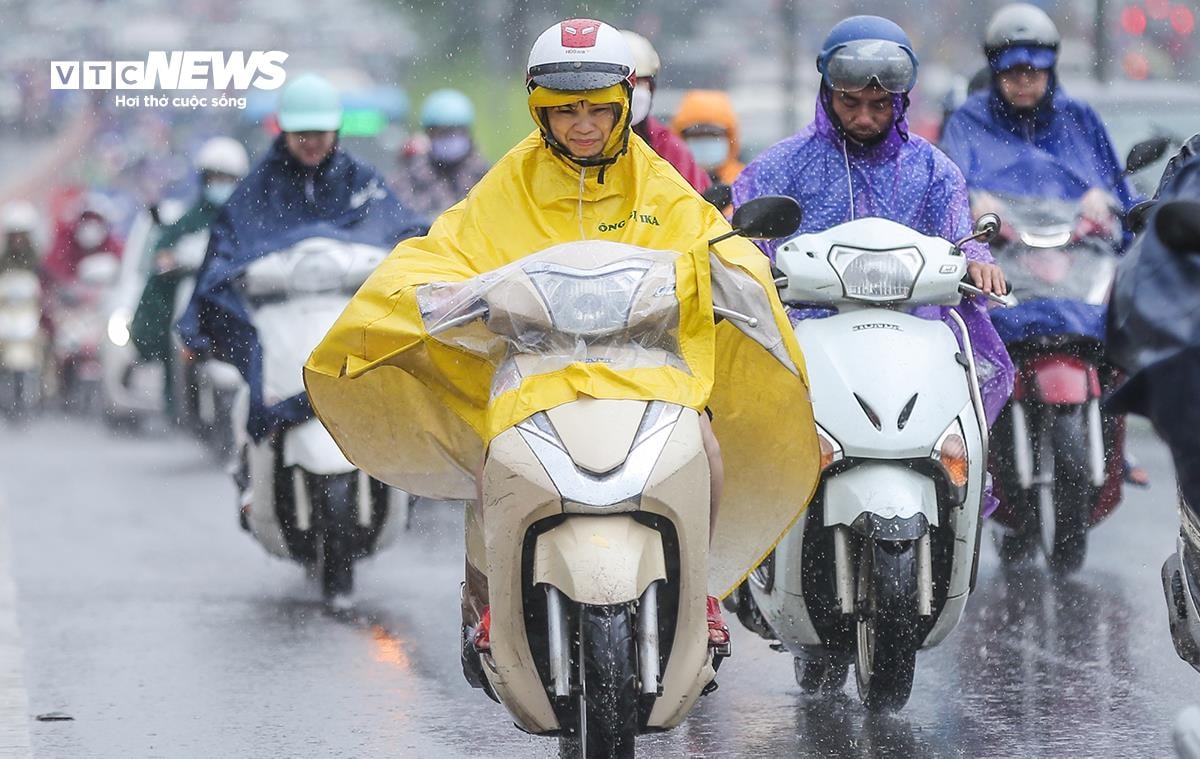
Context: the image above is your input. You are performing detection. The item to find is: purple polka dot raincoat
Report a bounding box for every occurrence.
[732,94,1015,428]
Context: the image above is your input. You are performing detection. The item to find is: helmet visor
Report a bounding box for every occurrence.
[527,62,631,92]
[824,39,917,94]
[991,46,1057,73]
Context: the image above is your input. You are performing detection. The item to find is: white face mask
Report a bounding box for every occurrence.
[686,136,730,170]
[74,219,106,249]
[204,180,236,205]
[630,83,653,126]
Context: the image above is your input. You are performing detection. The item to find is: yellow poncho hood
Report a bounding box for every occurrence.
[304,108,820,596]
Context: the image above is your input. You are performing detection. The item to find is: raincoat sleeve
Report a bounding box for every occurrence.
[1080,106,1139,215]
[928,151,992,264]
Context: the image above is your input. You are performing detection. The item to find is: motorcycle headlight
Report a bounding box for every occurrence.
[527,261,651,336]
[932,420,969,499]
[830,246,923,303]
[290,250,348,295]
[107,309,130,347]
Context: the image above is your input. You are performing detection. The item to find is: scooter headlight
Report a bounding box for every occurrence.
[932,420,969,497]
[527,261,652,337]
[816,422,843,471]
[830,246,923,303]
[107,309,130,347]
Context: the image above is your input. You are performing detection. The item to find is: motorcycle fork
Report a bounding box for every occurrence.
[834,527,933,618]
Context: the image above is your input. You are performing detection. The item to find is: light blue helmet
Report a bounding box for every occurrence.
[420,89,475,129]
[277,73,343,132]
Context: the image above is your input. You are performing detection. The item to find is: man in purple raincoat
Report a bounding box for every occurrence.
[732,15,1015,432]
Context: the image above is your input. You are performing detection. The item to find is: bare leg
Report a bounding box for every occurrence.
[699,413,723,542]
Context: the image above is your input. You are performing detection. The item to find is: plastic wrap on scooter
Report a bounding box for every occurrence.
[418,242,686,400]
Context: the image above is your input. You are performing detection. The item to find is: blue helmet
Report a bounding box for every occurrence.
[420,89,475,129]
[817,16,919,94]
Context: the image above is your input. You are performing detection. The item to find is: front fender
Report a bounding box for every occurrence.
[283,418,353,475]
[533,515,666,605]
[823,463,939,534]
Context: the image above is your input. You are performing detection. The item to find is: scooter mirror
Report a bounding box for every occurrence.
[1126,199,1156,234]
[1125,136,1173,176]
[1155,200,1200,255]
[729,195,803,240]
[973,213,1001,243]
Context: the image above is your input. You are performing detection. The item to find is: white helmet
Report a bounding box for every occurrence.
[195,136,250,178]
[1,201,39,233]
[620,30,661,80]
[527,19,636,92]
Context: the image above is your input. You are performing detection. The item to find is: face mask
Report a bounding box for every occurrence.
[686,136,730,170]
[204,180,237,206]
[74,219,106,249]
[428,133,472,165]
[630,83,653,126]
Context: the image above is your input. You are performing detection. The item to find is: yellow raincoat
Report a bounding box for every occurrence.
[304,84,820,596]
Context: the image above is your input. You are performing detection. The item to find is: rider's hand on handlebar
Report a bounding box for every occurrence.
[967,261,1008,297]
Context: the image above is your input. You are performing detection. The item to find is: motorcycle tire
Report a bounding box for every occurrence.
[855,540,919,713]
[312,472,357,601]
[559,605,638,759]
[1045,408,1092,573]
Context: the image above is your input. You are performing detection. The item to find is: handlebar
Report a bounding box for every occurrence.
[959,280,1017,308]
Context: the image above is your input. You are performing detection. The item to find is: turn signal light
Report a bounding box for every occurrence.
[816,424,843,471]
[938,432,969,488]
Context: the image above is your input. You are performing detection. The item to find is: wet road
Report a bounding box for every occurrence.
[1,415,1195,758]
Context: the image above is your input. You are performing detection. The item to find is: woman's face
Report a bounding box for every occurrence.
[996,66,1050,109]
[546,100,617,159]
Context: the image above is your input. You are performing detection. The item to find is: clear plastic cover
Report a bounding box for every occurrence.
[988,196,1118,305]
[418,241,685,400]
[241,238,388,301]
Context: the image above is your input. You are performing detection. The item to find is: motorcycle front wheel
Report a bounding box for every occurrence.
[1040,407,1093,573]
[311,472,358,601]
[855,540,919,712]
[559,605,638,759]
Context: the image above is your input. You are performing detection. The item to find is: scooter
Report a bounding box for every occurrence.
[430,198,800,757]
[0,269,44,420]
[747,214,1012,711]
[165,229,243,458]
[51,252,120,415]
[236,237,404,601]
[985,194,1122,572]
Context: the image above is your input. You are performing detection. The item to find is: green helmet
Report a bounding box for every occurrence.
[277,73,343,132]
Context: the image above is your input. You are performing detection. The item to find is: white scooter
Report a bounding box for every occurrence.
[236,237,404,601]
[425,198,802,757]
[0,269,44,420]
[743,214,1012,711]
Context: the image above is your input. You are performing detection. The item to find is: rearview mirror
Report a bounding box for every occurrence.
[1155,200,1200,254]
[729,195,803,240]
[974,212,1001,243]
[1126,136,1173,175]
[1126,199,1156,234]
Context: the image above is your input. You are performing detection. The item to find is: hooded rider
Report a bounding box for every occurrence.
[130,136,250,418]
[177,73,425,445]
[733,15,1014,427]
[620,30,712,193]
[392,89,491,219]
[942,4,1148,489]
[673,89,746,189]
[0,201,41,275]
[940,4,1137,235]
[304,19,821,693]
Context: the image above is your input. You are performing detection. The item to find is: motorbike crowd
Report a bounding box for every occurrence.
[4,6,1200,757]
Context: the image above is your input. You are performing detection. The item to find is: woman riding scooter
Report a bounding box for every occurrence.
[305,18,820,753]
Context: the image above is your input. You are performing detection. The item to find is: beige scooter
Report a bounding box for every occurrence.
[422,198,802,758]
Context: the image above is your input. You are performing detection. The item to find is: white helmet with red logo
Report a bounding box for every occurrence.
[526,19,636,93]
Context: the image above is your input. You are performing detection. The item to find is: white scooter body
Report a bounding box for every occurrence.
[236,239,402,564]
[752,217,1003,705]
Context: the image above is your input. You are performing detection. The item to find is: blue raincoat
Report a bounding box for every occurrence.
[732,93,1015,427]
[177,135,428,440]
[941,81,1138,345]
[1107,151,1200,508]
